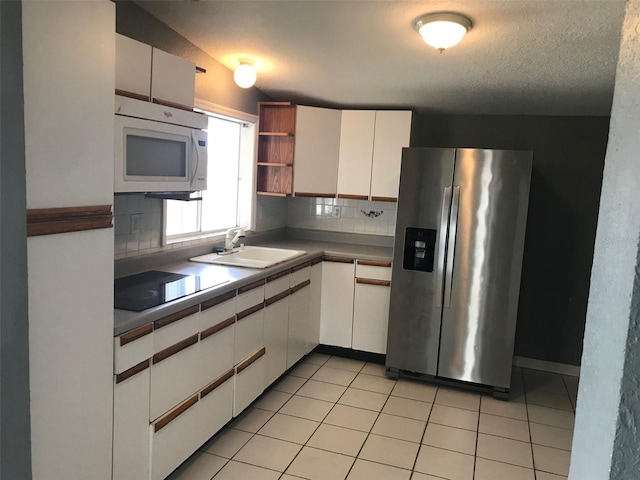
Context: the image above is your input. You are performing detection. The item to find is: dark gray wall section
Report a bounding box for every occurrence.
[0,0,32,478]
[413,115,609,366]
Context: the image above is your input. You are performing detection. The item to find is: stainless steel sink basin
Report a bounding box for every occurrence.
[189,246,307,269]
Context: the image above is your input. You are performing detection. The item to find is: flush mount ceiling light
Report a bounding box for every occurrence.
[414,13,472,52]
[234,59,257,88]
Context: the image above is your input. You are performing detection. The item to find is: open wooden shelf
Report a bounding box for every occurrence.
[257,102,296,196]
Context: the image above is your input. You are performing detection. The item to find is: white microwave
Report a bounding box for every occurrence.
[114,95,208,193]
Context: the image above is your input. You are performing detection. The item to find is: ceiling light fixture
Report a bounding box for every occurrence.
[414,13,472,52]
[234,59,257,88]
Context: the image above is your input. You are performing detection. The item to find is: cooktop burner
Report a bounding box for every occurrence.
[114,270,228,312]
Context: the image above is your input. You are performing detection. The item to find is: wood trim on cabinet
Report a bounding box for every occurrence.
[357,259,392,268]
[259,101,293,106]
[237,279,265,295]
[294,192,336,198]
[200,369,234,399]
[26,205,113,237]
[257,191,288,197]
[115,89,151,102]
[153,394,199,433]
[310,256,324,267]
[290,279,311,294]
[119,323,153,347]
[323,256,354,264]
[371,196,397,203]
[236,302,265,321]
[267,269,291,283]
[291,261,312,272]
[265,289,290,307]
[200,290,236,311]
[152,97,194,112]
[152,334,199,365]
[356,278,391,287]
[200,316,235,340]
[337,194,368,200]
[153,305,200,330]
[236,347,266,374]
[115,359,150,384]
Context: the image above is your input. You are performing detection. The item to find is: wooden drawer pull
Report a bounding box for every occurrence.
[267,269,291,283]
[265,289,290,307]
[356,278,391,287]
[115,359,150,384]
[238,279,265,295]
[200,369,234,399]
[119,323,153,347]
[237,302,265,320]
[323,256,354,264]
[200,316,235,340]
[310,256,323,266]
[337,194,368,200]
[201,290,236,311]
[371,196,397,203]
[291,279,311,294]
[357,259,392,268]
[154,394,199,433]
[291,261,312,272]
[152,334,198,365]
[154,305,200,330]
[236,347,266,374]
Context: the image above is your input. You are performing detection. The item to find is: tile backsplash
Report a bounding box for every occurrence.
[114,194,164,258]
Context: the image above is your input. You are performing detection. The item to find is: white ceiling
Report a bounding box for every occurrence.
[138,0,626,116]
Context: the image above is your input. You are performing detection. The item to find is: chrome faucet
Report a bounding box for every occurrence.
[225,227,246,251]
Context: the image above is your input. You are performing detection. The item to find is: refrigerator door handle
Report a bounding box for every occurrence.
[435,186,452,308]
[444,186,461,308]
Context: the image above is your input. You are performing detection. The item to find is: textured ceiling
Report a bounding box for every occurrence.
[138,0,625,115]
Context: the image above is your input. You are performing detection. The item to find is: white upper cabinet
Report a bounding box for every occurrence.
[115,34,152,100]
[370,111,413,200]
[294,106,342,197]
[337,110,376,199]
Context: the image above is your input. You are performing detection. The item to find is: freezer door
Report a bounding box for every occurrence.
[386,148,455,375]
[438,148,532,388]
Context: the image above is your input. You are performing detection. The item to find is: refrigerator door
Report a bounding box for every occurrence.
[386,148,455,375]
[437,148,532,388]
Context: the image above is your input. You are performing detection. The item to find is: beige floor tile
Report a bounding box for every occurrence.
[429,404,478,431]
[411,473,449,480]
[391,379,438,403]
[525,390,573,411]
[324,356,365,372]
[202,428,253,458]
[338,387,389,411]
[371,413,426,443]
[523,370,568,395]
[254,389,292,412]
[527,405,575,430]
[286,446,355,480]
[290,362,321,378]
[351,373,397,394]
[361,362,387,377]
[311,366,358,386]
[383,396,432,421]
[231,408,274,433]
[233,434,302,472]
[476,433,533,468]
[359,434,420,469]
[304,353,331,366]
[307,423,368,456]
[480,395,528,421]
[434,387,481,412]
[212,460,280,480]
[258,413,320,444]
[297,379,347,403]
[474,457,535,480]
[281,475,306,480]
[532,444,571,476]
[422,423,477,455]
[279,395,334,422]
[346,459,412,480]
[168,452,227,480]
[274,375,307,394]
[478,413,530,442]
[323,404,379,432]
[414,445,474,480]
[530,423,574,450]
[536,471,568,480]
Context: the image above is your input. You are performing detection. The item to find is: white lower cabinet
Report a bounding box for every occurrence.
[199,292,236,387]
[234,349,266,416]
[320,258,356,348]
[264,272,291,387]
[352,280,391,354]
[288,270,311,368]
[306,260,322,354]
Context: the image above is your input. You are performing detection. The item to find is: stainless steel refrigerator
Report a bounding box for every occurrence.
[386,148,532,395]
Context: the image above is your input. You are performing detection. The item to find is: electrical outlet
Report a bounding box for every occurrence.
[130,214,143,234]
[332,207,341,218]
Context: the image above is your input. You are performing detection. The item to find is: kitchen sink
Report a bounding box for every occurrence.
[189,246,307,269]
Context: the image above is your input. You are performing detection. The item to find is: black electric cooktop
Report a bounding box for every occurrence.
[114,270,228,312]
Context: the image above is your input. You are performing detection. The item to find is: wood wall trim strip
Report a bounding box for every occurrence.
[119,323,154,347]
[267,269,291,283]
[201,290,236,311]
[200,317,235,340]
[154,394,199,433]
[152,97,194,112]
[238,279,265,295]
[152,334,199,365]
[337,194,368,200]
[236,347,266,374]
[27,205,113,237]
[115,89,151,102]
[356,278,391,287]
[294,192,336,198]
[237,302,265,320]
[371,196,397,203]
[200,369,234,399]
[291,279,311,294]
[357,259,392,268]
[154,305,200,330]
[323,256,354,264]
[115,359,150,384]
[265,289,290,307]
[291,261,312,272]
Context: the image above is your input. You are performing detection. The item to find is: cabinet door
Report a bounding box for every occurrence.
[287,281,310,368]
[234,350,266,416]
[352,280,391,354]
[115,34,152,100]
[307,261,322,353]
[370,111,413,201]
[264,292,290,387]
[235,306,265,366]
[337,110,375,199]
[320,259,355,347]
[294,106,342,196]
[114,323,153,374]
[151,48,195,109]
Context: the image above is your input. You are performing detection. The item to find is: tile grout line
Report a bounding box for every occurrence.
[521,367,539,480]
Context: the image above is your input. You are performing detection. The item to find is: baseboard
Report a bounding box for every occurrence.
[513,356,580,377]
[314,345,386,364]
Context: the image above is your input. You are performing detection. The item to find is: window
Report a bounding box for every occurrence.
[164,102,256,244]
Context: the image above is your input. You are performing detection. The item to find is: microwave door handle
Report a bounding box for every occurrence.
[190,130,200,184]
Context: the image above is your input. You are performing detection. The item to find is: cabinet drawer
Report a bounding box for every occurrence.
[234,306,264,366]
[353,282,391,354]
[196,372,234,448]
[236,280,265,312]
[290,264,311,287]
[200,291,236,331]
[153,305,200,354]
[199,317,235,387]
[234,349,266,416]
[356,260,392,282]
[264,295,290,387]
[114,323,153,374]
[266,272,291,298]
